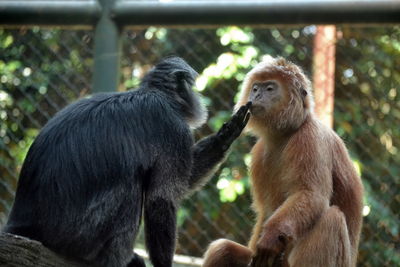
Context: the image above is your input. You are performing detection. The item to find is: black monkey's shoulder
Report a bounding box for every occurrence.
[41,89,193,149]
[48,90,184,127]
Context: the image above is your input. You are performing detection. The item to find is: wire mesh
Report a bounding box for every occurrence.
[0,25,399,266]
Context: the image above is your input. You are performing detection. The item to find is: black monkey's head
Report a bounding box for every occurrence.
[141,56,207,128]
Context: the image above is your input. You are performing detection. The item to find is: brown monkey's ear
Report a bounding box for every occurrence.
[301,88,308,108]
[301,88,308,98]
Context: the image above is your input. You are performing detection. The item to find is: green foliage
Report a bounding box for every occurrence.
[333,26,400,266]
[216,168,245,202]
[196,27,259,93]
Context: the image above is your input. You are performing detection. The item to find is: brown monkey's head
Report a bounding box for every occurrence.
[235,56,314,135]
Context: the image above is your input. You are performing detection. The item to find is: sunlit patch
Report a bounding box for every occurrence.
[216,178,230,190]
[352,160,362,176]
[261,54,274,63]
[0,91,9,101]
[219,26,253,46]
[23,67,32,77]
[244,154,252,167]
[217,53,235,71]
[195,75,208,91]
[362,205,370,217]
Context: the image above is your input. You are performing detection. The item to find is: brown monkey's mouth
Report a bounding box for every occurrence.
[249,105,265,116]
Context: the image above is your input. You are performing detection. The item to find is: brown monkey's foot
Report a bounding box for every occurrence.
[203,239,252,267]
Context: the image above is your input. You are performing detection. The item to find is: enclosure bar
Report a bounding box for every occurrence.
[114,0,400,26]
[1,0,400,27]
[92,0,122,93]
[0,1,101,26]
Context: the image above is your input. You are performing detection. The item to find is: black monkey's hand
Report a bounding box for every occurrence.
[216,102,251,151]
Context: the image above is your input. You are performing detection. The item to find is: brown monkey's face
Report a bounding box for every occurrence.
[248,80,285,116]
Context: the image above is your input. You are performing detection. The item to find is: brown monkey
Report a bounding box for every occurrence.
[202,57,363,267]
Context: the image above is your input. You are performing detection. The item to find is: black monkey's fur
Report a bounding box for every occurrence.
[4,57,250,267]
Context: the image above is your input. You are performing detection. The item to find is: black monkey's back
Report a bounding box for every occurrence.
[4,89,192,266]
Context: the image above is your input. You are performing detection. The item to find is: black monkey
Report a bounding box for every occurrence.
[3,57,251,267]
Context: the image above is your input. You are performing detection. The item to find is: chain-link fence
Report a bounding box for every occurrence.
[0,24,399,266]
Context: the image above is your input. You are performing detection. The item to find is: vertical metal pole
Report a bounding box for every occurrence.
[92,0,121,93]
[313,25,336,128]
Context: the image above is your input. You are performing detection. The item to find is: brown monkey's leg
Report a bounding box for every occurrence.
[202,239,252,267]
[248,213,266,252]
[288,206,351,267]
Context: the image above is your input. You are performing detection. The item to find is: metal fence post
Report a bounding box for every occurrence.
[92,0,121,93]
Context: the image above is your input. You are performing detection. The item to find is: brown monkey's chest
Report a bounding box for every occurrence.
[250,148,288,213]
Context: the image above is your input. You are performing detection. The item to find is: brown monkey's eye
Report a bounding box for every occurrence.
[253,86,258,92]
[267,87,274,91]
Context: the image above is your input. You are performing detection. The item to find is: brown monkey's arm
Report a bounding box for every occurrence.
[250,188,330,267]
[262,189,329,242]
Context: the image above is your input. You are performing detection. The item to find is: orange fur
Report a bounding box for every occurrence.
[203,239,252,267]
[203,57,363,267]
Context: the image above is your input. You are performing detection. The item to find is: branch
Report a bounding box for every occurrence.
[0,232,88,267]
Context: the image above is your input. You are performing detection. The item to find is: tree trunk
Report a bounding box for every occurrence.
[0,232,88,267]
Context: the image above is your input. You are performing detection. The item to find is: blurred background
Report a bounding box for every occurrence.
[0,3,399,267]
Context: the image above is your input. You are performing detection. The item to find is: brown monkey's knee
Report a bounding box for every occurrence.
[203,239,252,267]
[324,206,346,224]
[289,206,351,267]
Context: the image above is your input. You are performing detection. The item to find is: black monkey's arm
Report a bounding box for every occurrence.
[188,102,251,190]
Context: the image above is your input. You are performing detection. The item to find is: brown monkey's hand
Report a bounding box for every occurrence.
[250,228,288,267]
[216,102,251,151]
